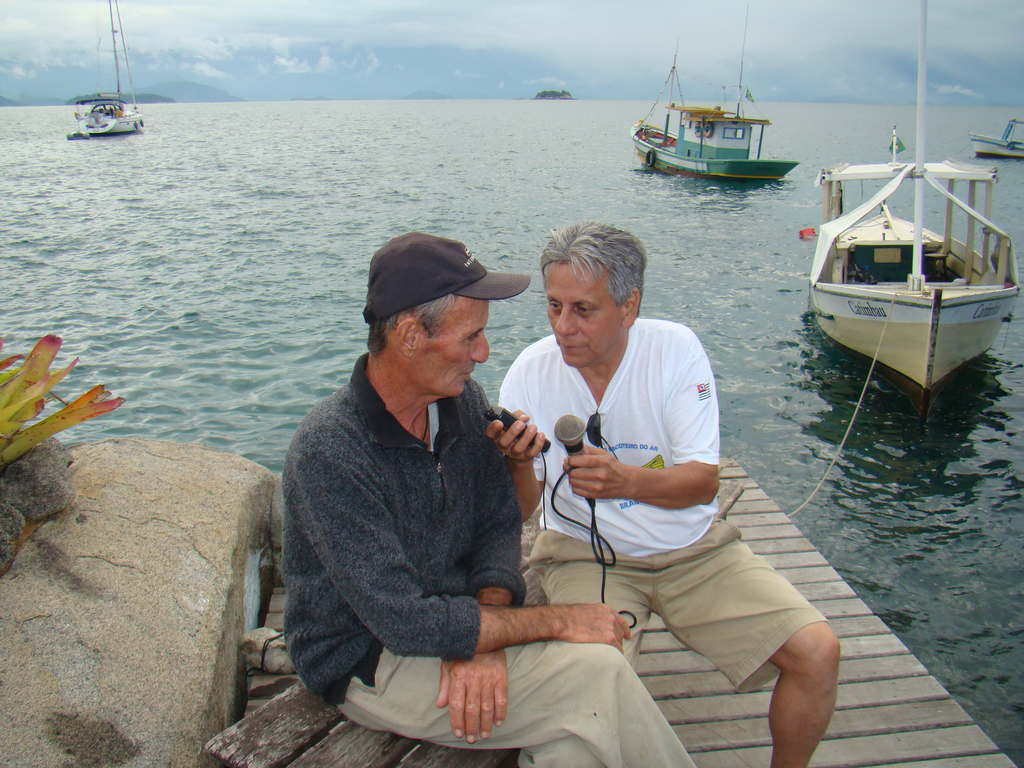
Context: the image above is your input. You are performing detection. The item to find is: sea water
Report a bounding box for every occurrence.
[2,99,1021,759]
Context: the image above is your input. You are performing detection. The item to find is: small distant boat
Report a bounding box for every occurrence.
[631,99,797,180]
[968,119,1024,159]
[630,12,797,182]
[69,93,144,139]
[67,0,143,140]
[811,158,1018,415]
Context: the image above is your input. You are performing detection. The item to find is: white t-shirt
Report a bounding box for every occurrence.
[500,318,720,557]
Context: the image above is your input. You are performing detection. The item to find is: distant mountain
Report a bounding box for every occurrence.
[135,92,176,104]
[534,90,574,100]
[0,94,66,107]
[403,90,451,100]
[140,81,243,103]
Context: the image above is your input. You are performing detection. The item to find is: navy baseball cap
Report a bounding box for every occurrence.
[362,232,529,324]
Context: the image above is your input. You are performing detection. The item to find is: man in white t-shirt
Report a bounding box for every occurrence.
[489,222,840,768]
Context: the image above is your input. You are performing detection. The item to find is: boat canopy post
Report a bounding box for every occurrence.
[757,124,765,159]
[982,179,994,275]
[943,180,955,255]
[911,0,927,288]
[996,234,1010,284]
[664,112,671,146]
[966,181,978,277]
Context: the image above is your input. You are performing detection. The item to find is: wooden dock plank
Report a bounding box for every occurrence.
[674,699,976,752]
[692,725,1004,767]
[657,676,954,724]
[872,758,1017,767]
[637,635,909,676]
[642,653,931,700]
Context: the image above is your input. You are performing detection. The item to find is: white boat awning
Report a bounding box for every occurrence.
[810,165,913,284]
[817,160,997,184]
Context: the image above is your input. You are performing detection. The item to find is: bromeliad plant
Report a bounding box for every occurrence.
[0,335,124,471]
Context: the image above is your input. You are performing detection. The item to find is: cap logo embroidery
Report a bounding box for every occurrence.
[462,249,477,269]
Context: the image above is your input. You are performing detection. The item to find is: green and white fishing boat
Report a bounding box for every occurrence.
[631,33,797,181]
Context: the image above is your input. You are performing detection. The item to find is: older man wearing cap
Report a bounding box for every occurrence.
[282,233,695,768]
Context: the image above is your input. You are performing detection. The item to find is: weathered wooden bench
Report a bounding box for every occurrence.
[204,678,517,768]
[204,477,748,768]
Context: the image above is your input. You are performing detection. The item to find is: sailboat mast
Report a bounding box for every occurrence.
[108,0,123,94]
[736,4,749,115]
[911,0,927,285]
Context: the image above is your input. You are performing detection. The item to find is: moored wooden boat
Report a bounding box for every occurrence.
[631,25,797,182]
[632,101,797,180]
[810,1,1019,416]
[810,160,1018,415]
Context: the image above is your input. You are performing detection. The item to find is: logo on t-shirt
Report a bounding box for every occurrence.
[696,381,712,401]
[642,454,665,469]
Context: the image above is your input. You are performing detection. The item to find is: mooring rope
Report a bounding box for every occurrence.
[791,292,898,518]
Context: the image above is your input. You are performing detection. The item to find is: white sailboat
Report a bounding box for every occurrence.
[68,0,144,139]
[809,0,1018,416]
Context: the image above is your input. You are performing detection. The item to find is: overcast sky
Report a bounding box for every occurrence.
[1,0,1022,104]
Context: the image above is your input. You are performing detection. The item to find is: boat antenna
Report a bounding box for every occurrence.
[671,40,684,104]
[911,0,927,287]
[640,41,683,126]
[735,4,749,115]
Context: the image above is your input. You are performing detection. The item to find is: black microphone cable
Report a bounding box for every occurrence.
[551,414,636,628]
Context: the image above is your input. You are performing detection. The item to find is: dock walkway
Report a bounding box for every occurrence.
[246,460,1015,767]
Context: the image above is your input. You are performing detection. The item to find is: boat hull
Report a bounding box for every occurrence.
[78,114,144,136]
[969,135,1024,158]
[634,140,797,180]
[810,282,1018,413]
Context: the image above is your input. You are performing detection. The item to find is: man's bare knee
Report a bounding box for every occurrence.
[774,622,840,680]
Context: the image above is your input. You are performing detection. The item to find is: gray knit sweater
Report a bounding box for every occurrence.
[282,354,526,704]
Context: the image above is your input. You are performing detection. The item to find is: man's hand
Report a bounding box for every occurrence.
[566,446,720,510]
[565,444,632,499]
[436,650,508,743]
[485,409,547,463]
[557,603,632,651]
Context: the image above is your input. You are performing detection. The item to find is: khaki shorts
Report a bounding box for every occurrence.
[529,520,826,691]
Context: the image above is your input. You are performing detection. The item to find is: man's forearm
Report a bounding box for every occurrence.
[477,604,565,652]
[622,461,719,509]
[476,602,629,653]
[506,458,543,522]
[476,587,514,607]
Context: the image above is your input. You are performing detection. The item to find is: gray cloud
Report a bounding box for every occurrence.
[1,0,1021,104]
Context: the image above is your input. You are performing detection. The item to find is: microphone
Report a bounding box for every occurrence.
[485,406,550,453]
[554,414,594,512]
[554,414,586,454]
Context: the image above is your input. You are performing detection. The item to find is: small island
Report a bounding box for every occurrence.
[534,90,574,100]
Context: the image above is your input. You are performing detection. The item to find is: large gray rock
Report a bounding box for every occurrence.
[0,499,25,575]
[0,438,277,768]
[0,436,75,523]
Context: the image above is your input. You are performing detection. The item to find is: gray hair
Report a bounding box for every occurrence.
[540,222,646,306]
[367,293,457,354]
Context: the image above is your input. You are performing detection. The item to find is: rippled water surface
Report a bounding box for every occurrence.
[3,99,1021,759]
